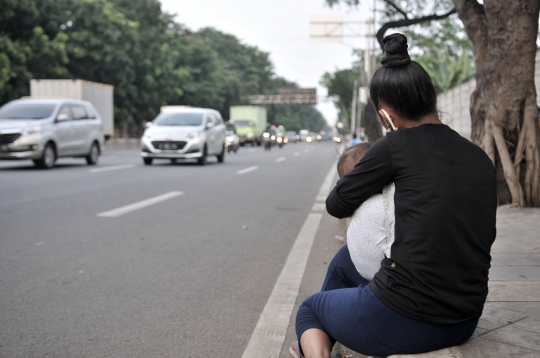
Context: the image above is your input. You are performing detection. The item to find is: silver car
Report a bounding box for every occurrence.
[140,107,226,165]
[0,98,105,168]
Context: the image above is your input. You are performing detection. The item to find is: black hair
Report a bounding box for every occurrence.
[337,142,373,178]
[370,33,437,121]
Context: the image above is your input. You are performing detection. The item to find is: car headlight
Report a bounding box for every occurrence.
[246,132,253,138]
[22,126,42,135]
[188,131,199,139]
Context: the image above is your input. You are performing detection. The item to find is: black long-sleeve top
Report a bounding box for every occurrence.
[326,124,497,324]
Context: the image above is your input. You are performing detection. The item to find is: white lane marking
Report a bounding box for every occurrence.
[275,157,286,162]
[304,148,310,153]
[242,164,336,358]
[90,164,135,173]
[293,152,300,157]
[311,202,325,212]
[242,213,323,358]
[97,191,183,217]
[237,166,259,175]
[316,195,327,202]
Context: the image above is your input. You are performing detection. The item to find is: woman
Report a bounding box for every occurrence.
[290,33,497,358]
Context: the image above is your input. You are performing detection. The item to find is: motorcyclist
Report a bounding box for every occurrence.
[263,125,277,150]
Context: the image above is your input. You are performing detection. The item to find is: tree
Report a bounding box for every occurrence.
[0,0,69,104]
[402,17,475,93]
[108,0,189,132]
[325,0,458,142]
[453,0,540,206]
[325,0,540,206]
[320,68,357,129]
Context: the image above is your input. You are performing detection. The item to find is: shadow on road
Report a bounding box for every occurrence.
[0,163,86,171]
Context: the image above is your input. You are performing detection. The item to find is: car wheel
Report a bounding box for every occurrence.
[197,145,208,165]
[143,157,153,165]
[85,142,100,165]
[35,143,56,169]
[217,144,225,163]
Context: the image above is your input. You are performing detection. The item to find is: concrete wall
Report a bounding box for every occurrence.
[437,49,540,140]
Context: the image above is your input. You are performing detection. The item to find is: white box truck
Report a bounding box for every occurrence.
[30,79,114,138]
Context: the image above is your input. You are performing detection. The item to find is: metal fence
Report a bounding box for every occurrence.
[438,50,540,140]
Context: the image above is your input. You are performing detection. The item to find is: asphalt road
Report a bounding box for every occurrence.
[0,141,344,358]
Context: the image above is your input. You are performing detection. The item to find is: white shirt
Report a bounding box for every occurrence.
[347,183,395,281]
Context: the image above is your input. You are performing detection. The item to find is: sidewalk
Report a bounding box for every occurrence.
[337,207,540,358]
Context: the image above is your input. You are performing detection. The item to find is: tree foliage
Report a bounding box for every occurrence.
[0,0,327,134]
[393,14,475,92]
[320,68,358,128]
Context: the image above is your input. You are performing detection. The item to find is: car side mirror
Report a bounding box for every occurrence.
[145,121,153,128]
[56,113,70,122]
[206,122,215,130]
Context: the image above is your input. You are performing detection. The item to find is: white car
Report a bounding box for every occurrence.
[140,107,226,165]
[0,98,104,168]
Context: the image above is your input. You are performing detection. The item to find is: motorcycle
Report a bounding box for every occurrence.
[263,132,272,150]
[276,135,285,148]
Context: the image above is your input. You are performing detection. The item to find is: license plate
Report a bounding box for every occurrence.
[159,144,177,150]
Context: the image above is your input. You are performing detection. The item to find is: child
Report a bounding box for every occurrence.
[337,143,395,281]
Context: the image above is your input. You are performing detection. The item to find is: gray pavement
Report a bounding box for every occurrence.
[317,207,540,358]
[0,141,340,358]
[2,142,539,358]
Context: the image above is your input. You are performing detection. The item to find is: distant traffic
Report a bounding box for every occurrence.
[0,81,342,169]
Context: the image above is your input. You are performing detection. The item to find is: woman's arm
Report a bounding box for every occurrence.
[326,136,394,218]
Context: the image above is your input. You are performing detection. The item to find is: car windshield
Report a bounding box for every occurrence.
[234,120,252,128]
[155,112,203,126]
[0,103,56,119]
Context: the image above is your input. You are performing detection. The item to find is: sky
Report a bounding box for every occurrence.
[159,0,374,125]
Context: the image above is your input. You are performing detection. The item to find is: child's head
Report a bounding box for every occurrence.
[337,142,373,178]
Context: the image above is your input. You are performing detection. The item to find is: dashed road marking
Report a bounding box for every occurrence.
[236,166,259,175]
[311,202,326,212]
[275,157,286,162]
[293,152,300,157]
[97,191,183,217]
[90,164,135,173]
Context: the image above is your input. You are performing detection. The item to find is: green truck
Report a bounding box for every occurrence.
[229,106,267,146]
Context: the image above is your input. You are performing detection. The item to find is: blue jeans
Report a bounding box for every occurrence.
[295,245,479,356]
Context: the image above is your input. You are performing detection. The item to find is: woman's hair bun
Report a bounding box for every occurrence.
[381,33,411,67]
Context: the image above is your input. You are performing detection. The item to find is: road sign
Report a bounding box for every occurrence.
[248,88,317,105]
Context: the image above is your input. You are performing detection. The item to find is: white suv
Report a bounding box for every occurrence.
[140,107,226,165]
[0,98,105,168]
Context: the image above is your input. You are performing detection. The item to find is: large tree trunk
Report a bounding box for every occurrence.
[364,100,383,142]
[454,0,540,207]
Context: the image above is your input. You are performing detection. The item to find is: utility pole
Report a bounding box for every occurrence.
[351,80,357,134]
[309,12,378,135]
